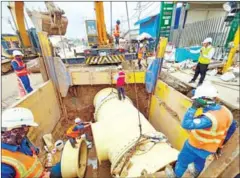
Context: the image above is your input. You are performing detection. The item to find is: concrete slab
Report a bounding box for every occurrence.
[168,69,240,110]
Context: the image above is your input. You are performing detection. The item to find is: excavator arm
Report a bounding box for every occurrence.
[26,1,68,35]
[8,2,31,48]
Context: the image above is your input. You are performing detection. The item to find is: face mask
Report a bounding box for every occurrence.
[1,126,29,146]
[15,56,22,60]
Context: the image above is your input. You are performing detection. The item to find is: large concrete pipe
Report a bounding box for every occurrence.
[92,88,179,177]
[61,139,88,178]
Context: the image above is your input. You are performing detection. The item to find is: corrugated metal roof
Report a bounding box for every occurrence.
[134,13,159,26]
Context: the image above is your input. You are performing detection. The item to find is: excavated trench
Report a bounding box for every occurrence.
[49,78,239,177]
[51,84,150,177]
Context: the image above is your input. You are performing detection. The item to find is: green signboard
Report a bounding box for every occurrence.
[158,2,174,39]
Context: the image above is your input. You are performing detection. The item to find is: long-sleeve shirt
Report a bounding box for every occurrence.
[1,137,61,178]
[11,59,25,71]
[182,104,237,159]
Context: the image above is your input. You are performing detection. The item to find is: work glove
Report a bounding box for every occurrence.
[192,100,205,109]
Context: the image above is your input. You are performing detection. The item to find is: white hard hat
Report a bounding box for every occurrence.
[140,43,144,48]
[192,82,218,99]
[2,107,38,129]
[117,65,122,69]
[75,117,82,124]
[202,37,212,44]
[12,50,24,57]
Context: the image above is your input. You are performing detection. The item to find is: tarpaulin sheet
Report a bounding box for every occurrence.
[145,58,161,93]
[175,46,201,63]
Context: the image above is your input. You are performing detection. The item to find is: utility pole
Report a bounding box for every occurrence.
[125,2,131,41]
[138,2,142,20]
[110,2,112,36]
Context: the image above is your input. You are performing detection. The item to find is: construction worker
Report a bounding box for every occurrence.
[66,117,91,148]
[189,37,215,86]
[115,65,126,100]
[173,83,237,177]
[138,43,144,70]
[114,20,120,46]
[2,107,61,178]
[11,50,33,97]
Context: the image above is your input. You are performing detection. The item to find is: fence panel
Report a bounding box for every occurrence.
[171,16,230,48]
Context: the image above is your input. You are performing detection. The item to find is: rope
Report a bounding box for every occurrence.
[133,66,143,137]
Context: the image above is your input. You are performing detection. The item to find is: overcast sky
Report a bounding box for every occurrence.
[1,2,161,39]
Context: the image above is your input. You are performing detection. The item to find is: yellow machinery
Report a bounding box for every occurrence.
[94,2,108,46]
[7,1,68,57]
[223,27,240,73]
[84,1,125,65]
[8,2,32,48]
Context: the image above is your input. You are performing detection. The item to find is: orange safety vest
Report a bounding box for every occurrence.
[66,124,84,138]
[114,24,120,37]
[138,47,144,60]
[12,59,28,77]
[2,149,44,178]
[189,106,233,153]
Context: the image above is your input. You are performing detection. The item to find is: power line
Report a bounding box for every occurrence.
[141,2,160,19]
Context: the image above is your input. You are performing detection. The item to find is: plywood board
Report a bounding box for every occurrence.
[92,72,111,85]
[70,71,146,85]
[71,72,91,85]
[54,57,71,97]
[10,81,61,147]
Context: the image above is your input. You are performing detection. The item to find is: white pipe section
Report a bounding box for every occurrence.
[92,88,179,177]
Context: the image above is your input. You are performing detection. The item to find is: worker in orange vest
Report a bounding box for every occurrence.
[166,83,237,178]
[66,117,91,148]
[2,107,61,178]
[11,50,33,98]
[114,20,121,47]
[137,43,145,70]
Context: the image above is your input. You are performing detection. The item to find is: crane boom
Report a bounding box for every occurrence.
[94,2,108,45]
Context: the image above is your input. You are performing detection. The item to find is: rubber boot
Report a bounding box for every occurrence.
[165,165,177,178]
[69,138,76,148]
[188,164,200,178]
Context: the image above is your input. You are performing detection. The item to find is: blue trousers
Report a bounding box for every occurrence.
[117,87,125,100]
[174,141,206,177]
[50,162,62,178]
[19,75,33,93]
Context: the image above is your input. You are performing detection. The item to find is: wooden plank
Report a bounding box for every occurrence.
[170,70,240,110]
[10,81,61,147]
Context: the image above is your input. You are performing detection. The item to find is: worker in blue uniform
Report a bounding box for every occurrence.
[172,83,237,178]
[2,107,61,178]
[11,50,33,97]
